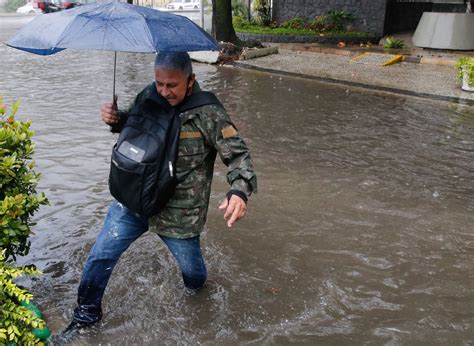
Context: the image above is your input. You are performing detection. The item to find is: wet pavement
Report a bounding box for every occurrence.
[235,48,474,104]
[1,16,474,345]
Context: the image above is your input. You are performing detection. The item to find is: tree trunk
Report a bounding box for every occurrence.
[212,0,239,43]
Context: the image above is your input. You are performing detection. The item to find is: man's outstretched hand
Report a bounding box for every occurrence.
[219,195,247,228]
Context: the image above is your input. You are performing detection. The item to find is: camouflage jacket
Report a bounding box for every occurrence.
[114,82,257,238]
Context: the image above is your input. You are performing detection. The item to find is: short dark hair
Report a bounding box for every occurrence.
[154,51,193,77]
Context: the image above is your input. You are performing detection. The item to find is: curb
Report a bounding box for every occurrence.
[230,61,474,106]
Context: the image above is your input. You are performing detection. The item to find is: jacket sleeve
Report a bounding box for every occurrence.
[199,105,257,197]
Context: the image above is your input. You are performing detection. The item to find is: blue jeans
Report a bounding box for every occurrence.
[73,201,207,324]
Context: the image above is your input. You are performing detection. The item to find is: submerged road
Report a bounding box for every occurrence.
[1,16,474,345]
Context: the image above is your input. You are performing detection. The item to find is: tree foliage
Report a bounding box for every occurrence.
[252,0,271,26]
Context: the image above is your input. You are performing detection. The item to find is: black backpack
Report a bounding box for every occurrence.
[109,86,222,217]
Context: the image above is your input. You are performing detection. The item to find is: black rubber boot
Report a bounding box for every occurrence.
[50,306,102,344]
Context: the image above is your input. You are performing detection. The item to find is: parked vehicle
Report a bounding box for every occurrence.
[59,0,95,10]
[27,0,61,13]
[41,1,62,13]
[16,2,42,14]
[166,0,200,10]
[16,0,86,14]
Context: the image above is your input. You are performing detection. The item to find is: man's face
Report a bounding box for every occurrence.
[155,68,195,106]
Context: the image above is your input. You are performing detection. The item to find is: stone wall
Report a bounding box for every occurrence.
[237,32,376,44]
[272,0,389,37]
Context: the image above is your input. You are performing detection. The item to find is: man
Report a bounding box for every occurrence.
[65,52,257,333]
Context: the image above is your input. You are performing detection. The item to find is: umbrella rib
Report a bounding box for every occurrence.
[101,3,114,50]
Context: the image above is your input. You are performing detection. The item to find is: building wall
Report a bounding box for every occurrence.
[272,0,389,37]
[136,0,169,8]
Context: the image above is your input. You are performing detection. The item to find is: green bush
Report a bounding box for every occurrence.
[326,10,355,31]
[0,99,48,261]
[0,250,46,345]
[0,99,48,344]
[264,10,355,33]
[383,36,406,49]
[233,16,249,28]
[234,9,367,37]
[280,17,306,29]
[307,16,328,31]
[456,57,474,85]
[279,12,351,32]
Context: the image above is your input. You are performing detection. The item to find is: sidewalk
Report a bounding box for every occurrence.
[233,41,474,105]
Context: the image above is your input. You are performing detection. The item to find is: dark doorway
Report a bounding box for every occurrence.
[383,1,470,35]
[383,0,432,35]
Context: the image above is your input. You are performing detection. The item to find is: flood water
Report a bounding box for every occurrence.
[1,16,474,345]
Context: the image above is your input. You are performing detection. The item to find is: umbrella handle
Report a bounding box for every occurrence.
[113,51,117,106]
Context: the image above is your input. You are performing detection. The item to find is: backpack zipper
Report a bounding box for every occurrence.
[168,161,174,177]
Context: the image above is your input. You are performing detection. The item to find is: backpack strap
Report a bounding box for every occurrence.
[179,91,223,112]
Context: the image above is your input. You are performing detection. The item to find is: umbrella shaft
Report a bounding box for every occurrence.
[113,51,117,105]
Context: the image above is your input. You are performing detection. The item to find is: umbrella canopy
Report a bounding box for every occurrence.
[6,1,219,55]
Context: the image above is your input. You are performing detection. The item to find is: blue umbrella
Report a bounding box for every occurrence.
[6,1,219,97]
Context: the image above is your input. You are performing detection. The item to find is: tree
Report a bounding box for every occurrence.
[212,0,239,43]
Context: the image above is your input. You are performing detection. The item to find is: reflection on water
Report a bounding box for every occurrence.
[1,18,474,344]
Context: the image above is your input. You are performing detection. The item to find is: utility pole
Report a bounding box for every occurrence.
[200,0,204,29]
